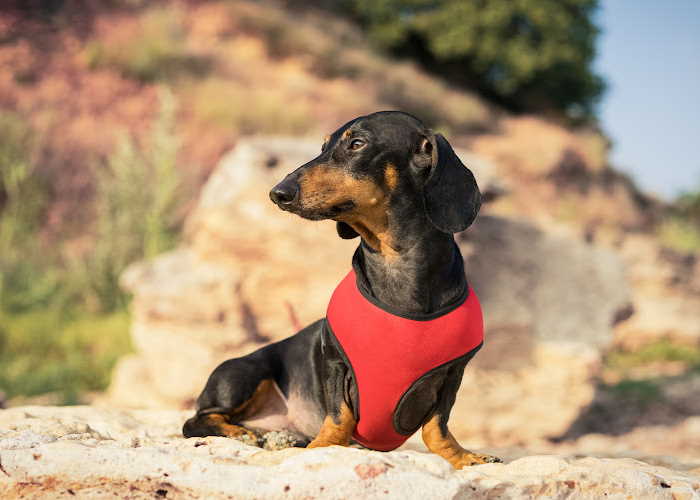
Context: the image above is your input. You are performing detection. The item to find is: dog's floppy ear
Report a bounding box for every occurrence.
[336,221,359,239]
[422,133,481,233]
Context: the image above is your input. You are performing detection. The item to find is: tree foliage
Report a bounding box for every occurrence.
[340,0,605,119]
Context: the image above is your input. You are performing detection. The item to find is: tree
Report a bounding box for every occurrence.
[341,0,605,119]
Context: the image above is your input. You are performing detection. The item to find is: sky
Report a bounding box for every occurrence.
[595,0,700,199]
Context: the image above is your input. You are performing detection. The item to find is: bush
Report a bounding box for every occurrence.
[657,217,700,254]
[335,0,605,119]
[0,113,133,404]
[0,310,131,404]
[658,180,700,253]
[0,91,185,403]
[674,184,700,227]
[82,88,186,311]
[0,112,58,313]
[606,339,700,372]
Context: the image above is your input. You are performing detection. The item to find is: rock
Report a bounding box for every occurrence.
[467,117,700,349]
[462,215,630,349]
[452,342,601,446]
[469,116,608,177]
[448,215,631,445]
[110,249,262,408]
[547,416,700,468]
[109,137,630,445]
[1,406,699,499]
[613,235,700,349]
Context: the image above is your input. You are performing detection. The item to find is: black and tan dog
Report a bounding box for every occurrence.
[183,111,499,468]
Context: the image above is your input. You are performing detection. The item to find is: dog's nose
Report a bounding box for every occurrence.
[269,181,299,206]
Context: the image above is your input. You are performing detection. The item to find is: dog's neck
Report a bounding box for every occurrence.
[352,224,466,315]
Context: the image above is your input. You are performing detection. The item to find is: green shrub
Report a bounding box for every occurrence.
[335,0,604,119]
[81,88,186,311]
[0,309,131,404]
[0,92,183,402]
[659,181,700,253]
[657,217,700,254]
[606,339,700,372]
[0,91,185,402]
[0,112,59,314]
[607,379,662,406]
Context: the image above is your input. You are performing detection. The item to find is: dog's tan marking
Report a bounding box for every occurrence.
[233,379,275,419]
[342,129,352,139]
[422,415,499,468]
[384,163,399,191]
[298,165,398,257]
[307,402,356,448]
[196,414,259,441]
[189,379,276,441]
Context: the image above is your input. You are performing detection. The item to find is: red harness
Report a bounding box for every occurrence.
[326,270,484,451]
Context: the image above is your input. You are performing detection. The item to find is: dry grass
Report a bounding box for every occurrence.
[218,1,493,133]
[192,79,315,135]
[85,6,213,83]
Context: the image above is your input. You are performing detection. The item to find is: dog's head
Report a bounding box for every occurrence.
[270,111,481,254]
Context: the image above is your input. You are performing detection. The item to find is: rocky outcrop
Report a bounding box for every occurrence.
[613,235,700,349]
[468,115,660,233]
[1,406,699,500]
[107,137,631,446]
[469,116,700,350]
[452,215,630,444]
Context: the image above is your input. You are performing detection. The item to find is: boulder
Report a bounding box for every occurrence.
[613,235,700,349]
[468,115,660,235]
[1,406,698,500]
[467,116,700,349]
[449,215,631,444]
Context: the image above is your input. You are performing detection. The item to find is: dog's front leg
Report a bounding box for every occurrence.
[307,401,356,448]
[421,358,501,468]
[421,414,499,468]
[307,336,357,449]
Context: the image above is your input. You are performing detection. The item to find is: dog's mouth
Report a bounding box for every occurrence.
[282,200,356,221]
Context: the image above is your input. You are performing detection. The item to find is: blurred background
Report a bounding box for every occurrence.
[0,0,698,464]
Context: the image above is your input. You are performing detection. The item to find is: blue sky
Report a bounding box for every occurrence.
[595,0,700,199]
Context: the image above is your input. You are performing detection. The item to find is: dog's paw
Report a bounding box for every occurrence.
[306,438,330,448]
[306,437,351,448]
[453,452,502,468]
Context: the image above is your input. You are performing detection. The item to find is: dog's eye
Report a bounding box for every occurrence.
[349,139,365,151]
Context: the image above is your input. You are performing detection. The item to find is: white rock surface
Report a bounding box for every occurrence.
[1,406,699,499]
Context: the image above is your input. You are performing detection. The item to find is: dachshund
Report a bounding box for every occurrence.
[183,111,499,468]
